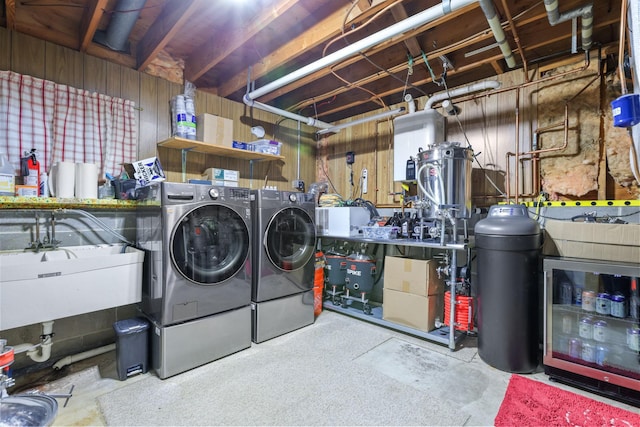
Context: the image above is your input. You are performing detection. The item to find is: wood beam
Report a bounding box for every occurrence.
[79,0,108,52]
[5,0,15,30]
[184,0,300,83]
[136,0,201,72]
[216,0,402,98]
[390,3,424,65]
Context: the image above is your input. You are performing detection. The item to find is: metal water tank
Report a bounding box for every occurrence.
[474,205,542,373]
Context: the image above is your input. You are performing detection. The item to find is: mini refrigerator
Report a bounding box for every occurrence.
[543,257,640,406]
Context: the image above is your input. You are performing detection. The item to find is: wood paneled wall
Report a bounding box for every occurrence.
[0,27,317,191]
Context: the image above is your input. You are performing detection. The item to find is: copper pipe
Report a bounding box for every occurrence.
[490,52,594,202]
[506,103,570,201]
[500,0,529,82]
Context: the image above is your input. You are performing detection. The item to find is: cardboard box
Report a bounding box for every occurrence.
[196,113,233,146]
[383,289,443,332]
[543,220,640,263]
[15,185,38,197]
[202,168,239,182]
[124,157,166,187]
[383,256,444,296]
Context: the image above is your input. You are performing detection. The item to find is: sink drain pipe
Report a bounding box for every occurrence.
[12,321,55,363]
[53,343,116,371]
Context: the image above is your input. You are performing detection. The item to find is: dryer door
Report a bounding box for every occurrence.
[171,204,249,284]
[265,207,316,271]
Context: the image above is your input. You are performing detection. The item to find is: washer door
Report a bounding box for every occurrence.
[171,204,249,284]
[265,207,316,271]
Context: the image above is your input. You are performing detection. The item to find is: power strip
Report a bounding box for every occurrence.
[362,168,368,194]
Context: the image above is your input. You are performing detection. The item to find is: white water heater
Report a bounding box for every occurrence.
[393,109,445,182]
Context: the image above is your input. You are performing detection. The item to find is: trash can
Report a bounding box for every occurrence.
[474,205,542,373]
[113,317,150,380]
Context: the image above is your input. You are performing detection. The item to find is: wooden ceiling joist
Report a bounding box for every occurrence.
[184,0,300,83]
[215,0,407,98]
[136,0,201,72]
[79,0,108,52]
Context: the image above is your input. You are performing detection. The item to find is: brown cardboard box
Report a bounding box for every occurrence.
[382,289,443,332]
[196,114,234,146]
[383,256,444,296]
[543,220,640,263]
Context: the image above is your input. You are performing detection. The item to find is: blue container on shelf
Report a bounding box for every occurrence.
[611,93,640,127]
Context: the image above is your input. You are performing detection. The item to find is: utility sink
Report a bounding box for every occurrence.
[0,244,144,331]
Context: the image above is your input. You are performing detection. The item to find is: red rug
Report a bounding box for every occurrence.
[495,375,640,426]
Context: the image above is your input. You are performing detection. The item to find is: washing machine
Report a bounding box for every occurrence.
[136,182,252,378]
[251,189,316,343]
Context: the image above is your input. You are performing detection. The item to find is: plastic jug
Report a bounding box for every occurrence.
[0,153,15,196]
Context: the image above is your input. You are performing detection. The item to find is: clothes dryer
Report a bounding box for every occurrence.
[251,189,316,343]
[136,182,252,378]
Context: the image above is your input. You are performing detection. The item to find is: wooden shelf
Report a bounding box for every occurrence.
[157,137,285,161]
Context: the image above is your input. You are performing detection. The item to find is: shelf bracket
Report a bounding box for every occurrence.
[181,148,195,183]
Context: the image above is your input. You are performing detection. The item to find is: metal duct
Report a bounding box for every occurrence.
[543,0,593,51]
[94,0,148,52]
[244,0,516,130]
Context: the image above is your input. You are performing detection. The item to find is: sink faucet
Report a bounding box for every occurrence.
[27,212,62,252]
[28,212,43,252]
[49,212,61,249]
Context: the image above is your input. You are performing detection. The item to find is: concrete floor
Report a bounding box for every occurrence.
[9,310,639,426]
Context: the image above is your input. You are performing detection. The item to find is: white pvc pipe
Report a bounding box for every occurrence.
[405,94,416,114]
[243,0,513,130]
[425,80,501,109]
[53,343,116,370]
[248,0,476,101]
[478,0,516,67]
[242,95,333,129]
[543,0,593,51]
[13,321,55,363]
[316,107,405,135]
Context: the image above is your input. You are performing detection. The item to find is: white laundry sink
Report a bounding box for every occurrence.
[0,244,144,331]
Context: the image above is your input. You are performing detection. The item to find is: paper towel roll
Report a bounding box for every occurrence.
[75,163,98,199]
[50,161,76,198]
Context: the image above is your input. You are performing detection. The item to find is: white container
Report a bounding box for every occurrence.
[316,207,371,237]
[0,153,15,196]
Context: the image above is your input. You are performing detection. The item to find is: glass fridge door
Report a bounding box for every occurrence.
[544,257,640,391]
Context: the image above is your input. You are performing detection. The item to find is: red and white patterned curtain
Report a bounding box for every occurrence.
[0,70,137,179]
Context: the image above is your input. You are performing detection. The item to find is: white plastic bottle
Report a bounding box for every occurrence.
[0,153,15,196]
[185,97,197,140]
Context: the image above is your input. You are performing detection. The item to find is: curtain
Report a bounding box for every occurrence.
[0,70,137,179]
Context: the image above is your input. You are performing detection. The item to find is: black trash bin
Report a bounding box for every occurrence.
[113,317,150,380]
[474,205,542,373]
